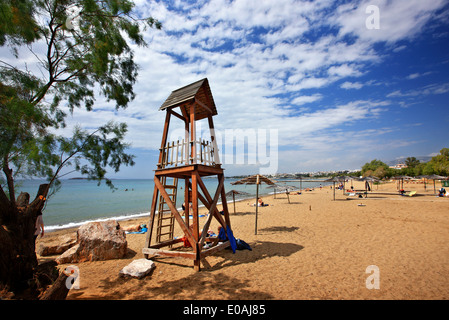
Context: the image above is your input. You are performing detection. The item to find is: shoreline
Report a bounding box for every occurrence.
[43,186,320,233]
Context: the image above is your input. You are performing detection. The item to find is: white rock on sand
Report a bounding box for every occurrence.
[119,259,155,279]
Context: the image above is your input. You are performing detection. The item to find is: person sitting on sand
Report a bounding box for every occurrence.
[123,224,146,232]
[438,187,446,197]
[252,198,268,207]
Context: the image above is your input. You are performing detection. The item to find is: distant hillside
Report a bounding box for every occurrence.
[386,156,432,166]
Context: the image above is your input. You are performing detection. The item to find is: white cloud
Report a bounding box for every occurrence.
[341,81,364,89]
[4,0,448,175]
[333,0,447,43]
[291,94,323,106]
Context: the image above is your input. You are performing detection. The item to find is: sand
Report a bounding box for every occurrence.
[36,180,449,300]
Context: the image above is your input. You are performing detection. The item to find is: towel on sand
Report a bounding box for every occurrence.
[126,227,148,234]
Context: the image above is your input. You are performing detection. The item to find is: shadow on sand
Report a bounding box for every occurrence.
[69,241,303,300]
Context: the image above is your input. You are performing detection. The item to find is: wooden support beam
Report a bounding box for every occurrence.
[191,171,200,271]
[201,240,230,257]
[195,98,213,114]
[190,104,196,164]
[207,115,220,165]
[168,108,185,121]
[184,177,190,228]
[219,174,232,229]
[195,172,227,228]
[144,183,159,252]
[157,112,171,169]
[198,175,224,247]
[153,176,195,247]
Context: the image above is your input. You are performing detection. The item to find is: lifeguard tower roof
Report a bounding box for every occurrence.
[159,78,217,120]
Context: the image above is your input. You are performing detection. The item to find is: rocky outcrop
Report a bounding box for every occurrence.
[56,220,127,264]
[37,234,77,256]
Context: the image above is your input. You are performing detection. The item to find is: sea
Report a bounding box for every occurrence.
[16,178,328,232]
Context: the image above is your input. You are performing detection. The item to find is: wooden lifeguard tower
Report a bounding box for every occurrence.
[143,78,232,271]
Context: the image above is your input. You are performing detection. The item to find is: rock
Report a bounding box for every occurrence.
[55,244,80,264]
[56,220,127,264]
[119,259,155,279]
[37,234,77,256]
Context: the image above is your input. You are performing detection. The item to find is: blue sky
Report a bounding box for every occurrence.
[4,0,449,178]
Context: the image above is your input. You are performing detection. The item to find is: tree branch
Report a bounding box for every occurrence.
[2,155,16,206]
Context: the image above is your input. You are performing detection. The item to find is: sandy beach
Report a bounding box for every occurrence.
[37,180,449,300]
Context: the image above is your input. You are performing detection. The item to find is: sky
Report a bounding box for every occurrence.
[3,0,449,178]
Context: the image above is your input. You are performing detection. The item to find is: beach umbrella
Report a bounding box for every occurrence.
[357,176,379,197]
[225,190,252,214]
[392,175,413,191]
[274,184,298,204]
[339,175,353,191]
[295,175,305,191]
[324,176,346,200]
[266,184,280,199]
[424,174,448,194]
[416,175,430,191]
[231,174,276,235]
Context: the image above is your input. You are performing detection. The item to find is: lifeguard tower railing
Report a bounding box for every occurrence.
[158,139,220,169]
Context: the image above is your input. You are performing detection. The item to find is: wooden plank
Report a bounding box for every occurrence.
[142,248,196,260]
[148,238,183,249]
[153,176,195,247]
[155,165,197,177]
[201,241,230,258]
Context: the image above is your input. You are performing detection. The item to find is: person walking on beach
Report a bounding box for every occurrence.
[34,211,45,248]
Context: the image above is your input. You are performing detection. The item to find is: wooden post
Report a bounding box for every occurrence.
[144,182,159,254]
[184,177,190,228]
[255,174,259,235]
[190,104,196,164]
[208,115,220,165]
[158,112,171,169]
[191,172,200,271]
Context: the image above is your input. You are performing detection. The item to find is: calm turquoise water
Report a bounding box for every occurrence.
[16,178,327,231]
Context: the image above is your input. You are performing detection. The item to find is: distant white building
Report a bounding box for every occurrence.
[389,163,408,169]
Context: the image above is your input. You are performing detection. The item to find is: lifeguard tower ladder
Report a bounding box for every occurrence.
[143,78,232,271]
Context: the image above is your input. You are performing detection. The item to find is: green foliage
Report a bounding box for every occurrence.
[425,148,449,176]
[0,0,160,201]
[361,149,449,179]
[361,159,388,176]
[0,0,41,49]
[405,157,420,168]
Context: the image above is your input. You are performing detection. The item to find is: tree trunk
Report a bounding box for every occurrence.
[0,184,48,296]
[39,272,69,300]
